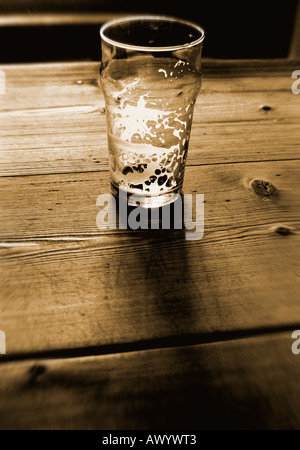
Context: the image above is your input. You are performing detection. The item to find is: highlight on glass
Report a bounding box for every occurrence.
[100,16,205,208]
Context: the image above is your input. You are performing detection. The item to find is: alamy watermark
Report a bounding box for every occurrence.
[96,191,204,241]
[0,70,5,94]
[292,330,300,355]
[0,330,6,354]
[291,70,300,94]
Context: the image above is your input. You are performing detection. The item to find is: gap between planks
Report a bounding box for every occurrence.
[0,326,299,365]
[1,158,300,179]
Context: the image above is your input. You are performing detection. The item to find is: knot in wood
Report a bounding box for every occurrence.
[250,179,277,197]
[29,364,46,380]
[260,105,272,111]
[270,225,294,236]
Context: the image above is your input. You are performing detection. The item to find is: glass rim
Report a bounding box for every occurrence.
[100,15,205,52]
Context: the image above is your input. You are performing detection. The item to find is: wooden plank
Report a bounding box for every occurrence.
[0,332,299,429]
[1,60,297,101]
[0,12,131,27]
[1,161,299,238]
[1,113,299,176]
[0,162,299,354]
[1,61,299,176]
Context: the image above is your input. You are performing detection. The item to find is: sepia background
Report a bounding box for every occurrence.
[0,0,299,62]
[0,0,300,431]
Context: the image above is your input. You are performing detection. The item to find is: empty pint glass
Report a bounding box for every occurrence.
[100,16,205,208]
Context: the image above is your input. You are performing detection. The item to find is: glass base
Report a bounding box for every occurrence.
[111,183,181,209]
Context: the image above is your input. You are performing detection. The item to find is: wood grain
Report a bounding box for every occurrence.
[1,161,299,238]
[0,333,299,429]
[1,60,299,176]
[0,59,299,430]
[1,161,299,354]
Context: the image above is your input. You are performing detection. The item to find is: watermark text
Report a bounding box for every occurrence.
[0,330,6,354]
[0,70,5,94]
[292,330,300,355]
[291,70,300,94]
[96,191,204,241]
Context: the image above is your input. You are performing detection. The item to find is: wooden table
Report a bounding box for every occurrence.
[0,59,300,430]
